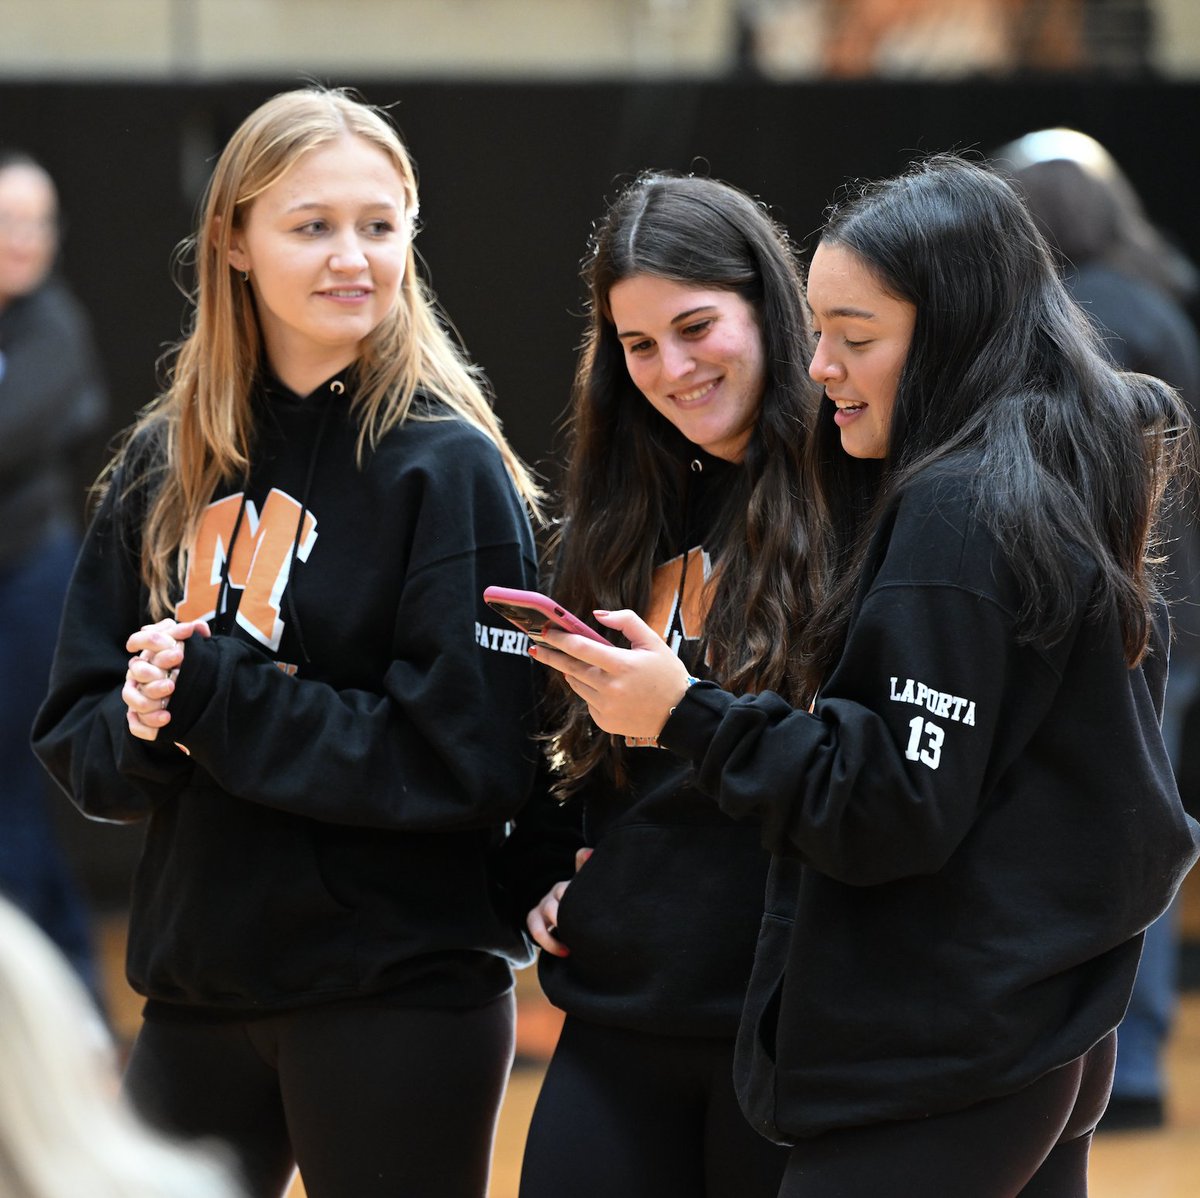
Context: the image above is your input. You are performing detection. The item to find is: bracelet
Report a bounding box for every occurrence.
[668,675,701,717]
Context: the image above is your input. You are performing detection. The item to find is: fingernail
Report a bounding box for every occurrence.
[528,646,538,657]
[593,610,610,617]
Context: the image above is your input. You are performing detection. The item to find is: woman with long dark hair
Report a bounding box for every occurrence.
[530,155,1200,1196]
[511,172,817,1198]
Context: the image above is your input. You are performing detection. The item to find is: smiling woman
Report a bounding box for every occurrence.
[502,171,818,1198]
[806,241,916,459]
[32,87,543,1198]
[226,134,412,394]
[609,274,765,462]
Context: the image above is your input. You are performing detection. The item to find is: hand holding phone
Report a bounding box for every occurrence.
[483,586,608,645]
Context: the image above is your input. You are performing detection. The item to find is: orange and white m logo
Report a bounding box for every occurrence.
[645,546,717,648]
[175,489,318,651]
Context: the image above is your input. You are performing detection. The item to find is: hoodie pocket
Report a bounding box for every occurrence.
[733,911,795,1146]
[550,821,770,1033]
[128,781,356,1003]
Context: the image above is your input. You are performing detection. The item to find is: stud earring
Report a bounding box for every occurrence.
[241,270,250,282]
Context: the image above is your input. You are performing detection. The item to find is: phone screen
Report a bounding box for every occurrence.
[487,598,557,637]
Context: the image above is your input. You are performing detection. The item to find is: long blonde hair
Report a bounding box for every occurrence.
[112,87,540,617]
[0,897,243,1198]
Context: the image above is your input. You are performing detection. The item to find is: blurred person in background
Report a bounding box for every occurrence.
[0,150,106,999]
[1000,127,1200,1133]
[0,892,244,1198]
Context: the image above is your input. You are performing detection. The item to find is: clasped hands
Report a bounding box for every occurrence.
[122,618,210,741]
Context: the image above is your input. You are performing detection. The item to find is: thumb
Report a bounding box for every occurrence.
[574,847,594,873]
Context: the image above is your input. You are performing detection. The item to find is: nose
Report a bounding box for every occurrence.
[660,340,695,382]
[329,234,368,274]
[808,338,843,386]
[0,216,54,245]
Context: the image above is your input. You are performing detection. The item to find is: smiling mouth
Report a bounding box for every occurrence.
[672,379,720,404]
[832,398,865,413]
[321,288,371,298]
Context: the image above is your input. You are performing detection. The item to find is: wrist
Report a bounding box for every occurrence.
[668,674,701,718]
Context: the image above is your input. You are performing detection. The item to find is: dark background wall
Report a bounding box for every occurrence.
[3,77,1198,902]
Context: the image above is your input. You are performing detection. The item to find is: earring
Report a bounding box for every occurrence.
[241,270,250,282]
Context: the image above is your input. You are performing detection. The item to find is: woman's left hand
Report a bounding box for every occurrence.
[530,609,692,740]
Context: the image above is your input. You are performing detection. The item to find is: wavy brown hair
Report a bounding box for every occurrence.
[547,172,819,794]
[102,86,541,617]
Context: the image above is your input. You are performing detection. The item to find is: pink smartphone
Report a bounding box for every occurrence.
[483,586,608,644]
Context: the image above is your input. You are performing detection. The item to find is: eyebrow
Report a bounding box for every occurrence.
[616,305,716,340]
[813,305,878,320]
[282,198,402,216]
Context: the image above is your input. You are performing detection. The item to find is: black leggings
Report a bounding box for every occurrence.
[519,1016,789,1198]
[123,993,515,1198]
[779,1030,1117,1198]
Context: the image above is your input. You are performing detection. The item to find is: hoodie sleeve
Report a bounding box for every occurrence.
[492,753,589,934]
[151,432,541,832]
[658,486,1068,886]
[33,478,196,823]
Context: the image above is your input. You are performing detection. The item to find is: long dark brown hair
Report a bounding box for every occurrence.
[547,172,819,794]
[800,155,1189,691]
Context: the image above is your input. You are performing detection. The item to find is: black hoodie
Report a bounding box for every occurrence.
[659,462,1200,1141]
[514,448,776,1038]
[33,372,540,1013]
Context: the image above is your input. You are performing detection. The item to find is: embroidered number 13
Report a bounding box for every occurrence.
[905,716,944,770]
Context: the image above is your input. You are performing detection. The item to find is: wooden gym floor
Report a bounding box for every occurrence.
[96,869,1200,1198]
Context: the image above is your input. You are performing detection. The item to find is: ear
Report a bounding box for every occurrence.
[215,216,249,272]
[226,234,250,274]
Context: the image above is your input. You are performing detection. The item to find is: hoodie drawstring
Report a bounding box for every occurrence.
[283,395,334,664]
[668,456,704,647]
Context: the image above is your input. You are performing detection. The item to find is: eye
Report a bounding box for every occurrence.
[845,338,871,349]
[681,318,714,338]
[625,338,654,356]
[295,220,328,236]
[364,219,395,237]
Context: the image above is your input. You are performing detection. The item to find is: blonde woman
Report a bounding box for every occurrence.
[33,87,541,1198]
[0,894,242,1198]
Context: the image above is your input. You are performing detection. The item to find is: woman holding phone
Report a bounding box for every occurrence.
[508,172,818,1198]
[33,87,541,1198]
[529,155,1200,1195]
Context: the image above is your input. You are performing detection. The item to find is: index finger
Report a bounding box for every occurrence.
[126,628,177,655]
[526,902,568,957]
[536,628,624,670]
